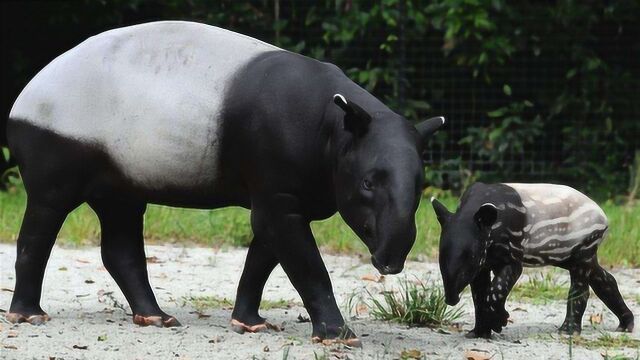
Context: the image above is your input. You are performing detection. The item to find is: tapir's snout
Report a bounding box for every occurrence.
[371,255,404,275]
[444,291,461,306]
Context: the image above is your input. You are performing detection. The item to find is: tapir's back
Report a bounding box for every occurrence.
[9,21,281,189]
[504,183,608,265]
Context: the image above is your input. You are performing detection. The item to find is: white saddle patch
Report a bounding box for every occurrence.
[10,21,282,189]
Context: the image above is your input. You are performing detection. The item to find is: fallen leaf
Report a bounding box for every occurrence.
[208,336,223,343]
[589,313,602,325]
[297,314,310,323]
[97,334,107,341]
[465,350,492,360]
[3,345,17,350]
[73,345,88,350]
[8,331,18,338]
[84,279,95,284]
[146,256,164,264]
[355,302,368,315]
[58,267,67,271]
[361,274,385,283]
[400,349,422,359]
[513,307,527,312]
[76,259,90,264]
[189,311,211,319]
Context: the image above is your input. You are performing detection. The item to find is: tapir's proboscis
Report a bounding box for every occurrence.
[432,182,634,338]
[2,21,446,345]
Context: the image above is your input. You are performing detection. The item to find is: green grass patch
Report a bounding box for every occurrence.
[184,295,297,312]
[561,333,640,350]
[510,272,569,304]
[0,182,639,267]
[352,279,464,328]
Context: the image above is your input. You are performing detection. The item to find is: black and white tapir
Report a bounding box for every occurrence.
[3,21,446,345]
[432,182,634,338]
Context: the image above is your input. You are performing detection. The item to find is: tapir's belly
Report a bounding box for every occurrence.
[505,184,608,265]
[10,21,280,189]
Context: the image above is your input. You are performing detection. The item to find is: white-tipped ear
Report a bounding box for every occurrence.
[430,196,436,203]
[333,94,347,107]
[480,202,497,210]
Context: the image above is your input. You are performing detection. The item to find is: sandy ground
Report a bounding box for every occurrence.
[0,243,638,360]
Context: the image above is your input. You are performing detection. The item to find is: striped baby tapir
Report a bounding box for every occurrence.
[3,21,446,345]
[432,182,634,338]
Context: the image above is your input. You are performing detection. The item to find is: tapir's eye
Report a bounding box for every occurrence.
[362,178,374,191]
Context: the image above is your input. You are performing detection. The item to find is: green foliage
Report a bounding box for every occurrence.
[509,272,568,304]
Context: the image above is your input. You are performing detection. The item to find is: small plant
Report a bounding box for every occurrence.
[360,279,464,328]
[510,272,568,304]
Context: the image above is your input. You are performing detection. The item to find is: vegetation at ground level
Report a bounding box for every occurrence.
[1,183,638,267]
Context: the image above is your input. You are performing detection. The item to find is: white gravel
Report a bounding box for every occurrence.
[1,243,638,359]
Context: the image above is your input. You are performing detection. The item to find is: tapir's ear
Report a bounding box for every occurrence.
[474,203,498,230]
[333,94,371,136]
[431,197,452,226]
[416,116,445,141]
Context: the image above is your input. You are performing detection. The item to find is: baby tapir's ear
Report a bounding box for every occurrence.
[474,203,498,231]
[431,197,452,226]
[333,94,372,136]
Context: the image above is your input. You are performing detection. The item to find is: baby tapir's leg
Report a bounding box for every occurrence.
[90,199,180,327]
[589,262,634,332]
[231,235,279,333]
[559,265,591,335]
[486,263,522,331]
[467,269,492,338]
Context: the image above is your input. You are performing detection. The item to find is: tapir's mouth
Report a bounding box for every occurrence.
[371,256,403,275]
[444,292,461,306]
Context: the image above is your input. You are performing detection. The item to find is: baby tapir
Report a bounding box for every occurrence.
[432,182,634,338]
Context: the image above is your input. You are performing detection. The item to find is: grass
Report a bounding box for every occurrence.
[184,295,297,312]
[353,279,464,328]
[561,333,640,350]
[0,182,638,266]
[510,272,569,304]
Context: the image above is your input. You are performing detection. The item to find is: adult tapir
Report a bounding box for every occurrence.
[4,21,445,344]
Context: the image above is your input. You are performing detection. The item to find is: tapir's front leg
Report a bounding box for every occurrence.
[484,263,522,334]
[251,194,359,346]
[231,235,279,333]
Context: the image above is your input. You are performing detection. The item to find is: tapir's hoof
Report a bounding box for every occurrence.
[230,319,282,334]
[465,329,492,339]
[6,312,50,325]
[558,324,581,336]
[133,314,181,327]
[311,336,363,348]
[616,319,634,333]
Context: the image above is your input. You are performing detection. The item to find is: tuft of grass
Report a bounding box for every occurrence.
[184,295,297,312]
[358,279,464,328]
[562,333,640,350]
[510,272,568,304]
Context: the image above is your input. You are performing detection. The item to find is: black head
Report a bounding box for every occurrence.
[432,198,498,305]
[333,94,445,275]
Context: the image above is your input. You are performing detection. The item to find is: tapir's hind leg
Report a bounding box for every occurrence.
[559,265,591,335]
[89,199,179,327]
[231,235,279,333]
[7,200,74,324]
[589,261,634,332]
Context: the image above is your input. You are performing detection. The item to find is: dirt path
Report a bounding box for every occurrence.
[1,243,638,359]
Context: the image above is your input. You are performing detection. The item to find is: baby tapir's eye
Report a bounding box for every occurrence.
[362,178,374,191]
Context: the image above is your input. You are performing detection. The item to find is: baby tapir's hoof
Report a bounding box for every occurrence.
[311,325,362,348]
[230,319,282,334]
[616,313,634,333]
[558,322,581,336]
[464,328,492,339]
[6,312,50,325]
[133,314,181,327]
